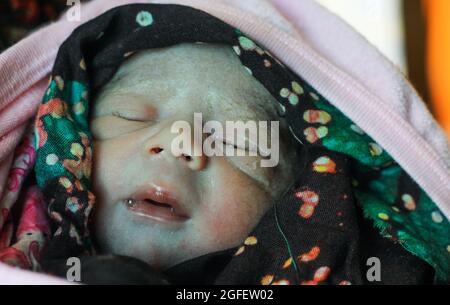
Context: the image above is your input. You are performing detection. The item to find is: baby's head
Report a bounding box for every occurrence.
[89,43,298,269]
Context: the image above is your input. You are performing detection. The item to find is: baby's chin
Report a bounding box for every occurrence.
[92,199,243,270]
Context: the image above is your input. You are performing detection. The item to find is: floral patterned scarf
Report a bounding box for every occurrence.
[0,3,448,284]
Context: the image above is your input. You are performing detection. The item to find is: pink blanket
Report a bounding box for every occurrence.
[0,0,449,284]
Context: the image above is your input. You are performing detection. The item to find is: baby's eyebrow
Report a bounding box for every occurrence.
[92,92,155,118]
[211,93,277,123]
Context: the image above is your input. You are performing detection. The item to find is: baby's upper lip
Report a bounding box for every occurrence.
[130,183,190,218]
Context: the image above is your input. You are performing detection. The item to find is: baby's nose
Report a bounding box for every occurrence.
[145,125,207,171]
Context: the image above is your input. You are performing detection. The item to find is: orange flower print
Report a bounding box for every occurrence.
[313,266,331,282]
[282,257,293,269]
[301,280,317,285]
[301,266,331,285]
[234,246,245,256]
[272,279,290,285]
[299,204,315,219]
[303,110,331,124]
[298,246,320,262]
[295,190,319,219]
[63,156,90,181]
[63,134,92,180]
[368,143,383,156]
[303,126,328,143]
[260,275,290,285]
[234,236,258,256]
[312,156,336,174]
[402,194,416,211]
[260,275,274,285]
[295,190,319,205]
[35,98,67,148]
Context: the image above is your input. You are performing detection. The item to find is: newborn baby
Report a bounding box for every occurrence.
[4,3,441,285]
[89,43,298,270]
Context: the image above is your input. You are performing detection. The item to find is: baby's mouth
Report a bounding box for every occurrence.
[125,185,190,223]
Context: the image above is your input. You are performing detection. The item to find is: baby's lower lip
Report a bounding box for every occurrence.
[124,199,189,223]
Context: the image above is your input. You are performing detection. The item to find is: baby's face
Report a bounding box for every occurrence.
[90,44,296,269]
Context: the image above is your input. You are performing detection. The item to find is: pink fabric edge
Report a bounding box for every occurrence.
[0,79,48,139]
[0,154,14,203]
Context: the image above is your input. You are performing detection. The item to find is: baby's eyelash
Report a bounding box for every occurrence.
[209,134,247,150]
[223,141,240,150]
[205,131,240,150]
[112,111,145,122]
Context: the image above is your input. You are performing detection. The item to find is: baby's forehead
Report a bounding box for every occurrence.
[95,43,279,122]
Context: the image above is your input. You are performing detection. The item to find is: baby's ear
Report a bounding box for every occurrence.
[43,255,170,285]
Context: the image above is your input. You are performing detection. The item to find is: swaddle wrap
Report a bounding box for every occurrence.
[0,2,448,284]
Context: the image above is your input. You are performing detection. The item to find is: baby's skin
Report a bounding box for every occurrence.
[90,43,297,270]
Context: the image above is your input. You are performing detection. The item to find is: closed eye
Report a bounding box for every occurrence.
[223,139,244,150]
[112,111,147,122]
[216,135,249,152]
[205,131,242,150]
[223,138,260,155]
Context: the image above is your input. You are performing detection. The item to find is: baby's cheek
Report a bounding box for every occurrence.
[92,141,116,202]
[198,176,269,250]
[93,139,133,193]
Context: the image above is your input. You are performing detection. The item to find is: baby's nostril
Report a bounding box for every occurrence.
[182,154,192,162]
[150,147,164,154]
